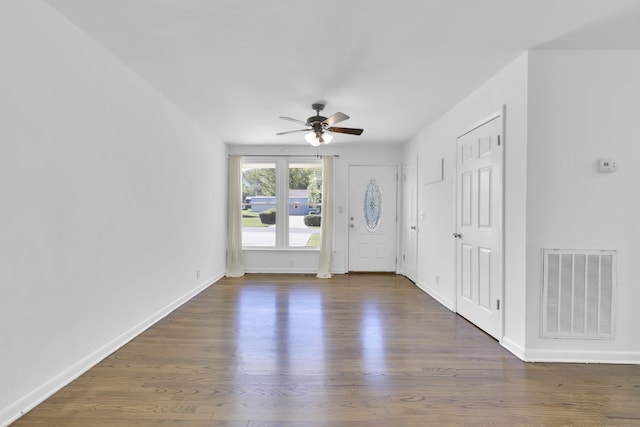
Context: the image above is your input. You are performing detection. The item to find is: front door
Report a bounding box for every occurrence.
[348,165,397,272]
[455,112,503,340]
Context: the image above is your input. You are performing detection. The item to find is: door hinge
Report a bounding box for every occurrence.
[497,299,500,310]
[497,135,501,146]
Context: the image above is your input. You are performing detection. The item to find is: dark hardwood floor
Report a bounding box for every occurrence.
[13,274,640,426]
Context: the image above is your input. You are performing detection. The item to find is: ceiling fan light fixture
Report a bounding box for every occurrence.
[305,132,320,146]
[305,131,332,146]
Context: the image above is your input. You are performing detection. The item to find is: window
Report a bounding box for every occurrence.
[242,161,277,247]
[289,162,322,248]
[242,158,322,249]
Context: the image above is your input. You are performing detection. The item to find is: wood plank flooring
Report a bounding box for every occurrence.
[13,274,640,426]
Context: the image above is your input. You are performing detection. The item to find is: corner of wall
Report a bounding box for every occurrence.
[501,336,526,361]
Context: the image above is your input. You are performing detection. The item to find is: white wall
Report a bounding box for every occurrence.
[403,49,640,364]
[227,144,403,273]
[0,1,227,424]
[525,50,640,362]
[403,54,530,356]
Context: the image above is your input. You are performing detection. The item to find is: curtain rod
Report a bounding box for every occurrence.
[228,154,339,158]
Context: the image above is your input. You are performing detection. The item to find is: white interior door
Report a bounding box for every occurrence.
[455,112,503,340]
[348,165,397,272]
[402,157,418,281]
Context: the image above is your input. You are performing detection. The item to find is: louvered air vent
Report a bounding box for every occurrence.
[541,249,616,339]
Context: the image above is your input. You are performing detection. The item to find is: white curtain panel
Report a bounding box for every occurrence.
[316,156,334,278]
[225,155,245,277]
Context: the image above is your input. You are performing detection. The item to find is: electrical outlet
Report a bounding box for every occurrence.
[196,270,200,279]
[435,275,439,285]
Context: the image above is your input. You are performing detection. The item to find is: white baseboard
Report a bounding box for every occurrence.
[523,348,640,364]
[1,273,224,427]
[243,268,347,275]
[244,267,318,274]
[501,336,526,361]
[413,280,455,312]
[498,338,640,365]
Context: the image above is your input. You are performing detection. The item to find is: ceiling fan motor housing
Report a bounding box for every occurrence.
[308,116,327,126]
[308,103,327,127]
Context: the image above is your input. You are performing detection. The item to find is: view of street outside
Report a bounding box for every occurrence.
[242,213,320,247]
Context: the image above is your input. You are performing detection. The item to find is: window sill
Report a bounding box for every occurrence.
[242,247,320,252]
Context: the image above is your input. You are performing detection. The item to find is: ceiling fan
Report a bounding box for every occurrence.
[276,103,364,146]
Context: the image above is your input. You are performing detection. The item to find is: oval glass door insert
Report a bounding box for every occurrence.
[363,179,382,231]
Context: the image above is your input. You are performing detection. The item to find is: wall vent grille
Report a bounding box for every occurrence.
[541,249,616,339]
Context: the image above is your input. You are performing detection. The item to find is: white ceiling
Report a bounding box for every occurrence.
[45,0,640,146]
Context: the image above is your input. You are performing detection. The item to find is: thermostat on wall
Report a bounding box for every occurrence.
[598,158,617,173]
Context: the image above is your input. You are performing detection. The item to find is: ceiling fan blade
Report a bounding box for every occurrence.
[322,112,349,127]
[327,126,364,135]
[279,116,308,126]
[276,128,311,135]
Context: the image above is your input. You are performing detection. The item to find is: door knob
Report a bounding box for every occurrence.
[453,233,462,238]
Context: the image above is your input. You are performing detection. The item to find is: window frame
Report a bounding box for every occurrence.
[241,156,322,250]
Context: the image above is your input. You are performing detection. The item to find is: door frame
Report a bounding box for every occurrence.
[347,163,400,273]
[453,106,506,341]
